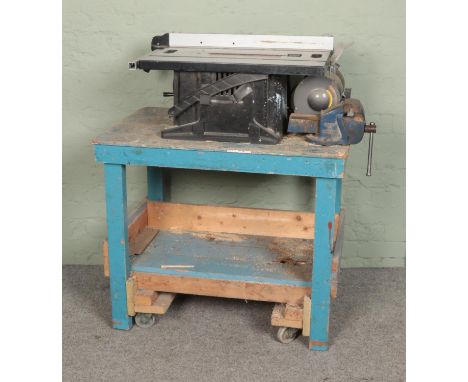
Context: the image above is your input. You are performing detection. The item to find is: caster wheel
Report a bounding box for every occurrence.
[276,327,299,344]
[134,313,156,328]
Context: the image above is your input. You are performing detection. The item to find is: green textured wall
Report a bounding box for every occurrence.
[63,0,405,267]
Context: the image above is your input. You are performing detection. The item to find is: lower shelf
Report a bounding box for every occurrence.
[130,230,313,304]
[132,230,312,286]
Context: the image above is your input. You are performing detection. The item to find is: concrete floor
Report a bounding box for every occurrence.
[63,266,405,382]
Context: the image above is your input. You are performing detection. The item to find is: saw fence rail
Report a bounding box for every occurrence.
[94,107,349,351]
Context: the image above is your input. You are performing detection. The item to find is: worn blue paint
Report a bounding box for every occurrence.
[310,345,329,351]
[132,231,312,287]
[94,145,345,179]
[335,178,342,213]
[147,166,165,201]
[310,178,338,351]
[104,164,133,330]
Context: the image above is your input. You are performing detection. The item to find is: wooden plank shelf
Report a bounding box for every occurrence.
[104,201,344,306]
[132,230,312,286]
[130,230,313,305]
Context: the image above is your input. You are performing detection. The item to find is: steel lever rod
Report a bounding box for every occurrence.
[364,122,376,176]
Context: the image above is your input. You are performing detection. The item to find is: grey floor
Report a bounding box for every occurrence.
[63,266,405,382]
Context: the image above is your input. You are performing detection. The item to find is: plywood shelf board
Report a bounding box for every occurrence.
[131,230,313,286]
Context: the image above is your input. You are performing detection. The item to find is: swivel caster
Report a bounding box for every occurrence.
[276,327,299,344]
[134,313,156,328]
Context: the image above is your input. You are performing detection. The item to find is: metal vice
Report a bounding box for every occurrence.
[288,98,377,175]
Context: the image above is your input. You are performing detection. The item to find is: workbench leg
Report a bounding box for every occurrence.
[309,177,338,350]
[147,167,165,201]
[335,178,342,213]
[104,164,133,330]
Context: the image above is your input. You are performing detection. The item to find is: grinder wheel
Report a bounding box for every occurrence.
[292,71,344,115]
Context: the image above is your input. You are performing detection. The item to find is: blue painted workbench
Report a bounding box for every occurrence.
[93,107,349,351]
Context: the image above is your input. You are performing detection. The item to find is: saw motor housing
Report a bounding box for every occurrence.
[165,72,288,144]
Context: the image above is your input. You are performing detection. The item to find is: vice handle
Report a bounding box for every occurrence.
[364,122,376,176]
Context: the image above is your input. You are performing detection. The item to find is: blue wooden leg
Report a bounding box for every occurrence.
[309,177,338,350]
[104,164,133,330]
[147,166,165,201]
[335,178,342,213]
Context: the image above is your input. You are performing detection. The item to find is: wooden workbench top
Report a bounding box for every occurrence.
[93,107,349,160]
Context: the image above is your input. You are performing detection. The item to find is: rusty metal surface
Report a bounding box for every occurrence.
[288,113,320,134]
[92,107,350,159]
